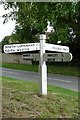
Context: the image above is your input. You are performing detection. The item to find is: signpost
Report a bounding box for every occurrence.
[3,21,73,95]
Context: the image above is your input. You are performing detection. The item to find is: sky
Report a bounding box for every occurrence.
[0,4,16,42]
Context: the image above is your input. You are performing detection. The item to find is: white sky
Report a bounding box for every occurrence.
[0,4,16,42]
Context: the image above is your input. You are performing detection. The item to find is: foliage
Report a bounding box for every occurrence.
[1,36,10,45]
[1,2,80,60]
[1,2,79,42]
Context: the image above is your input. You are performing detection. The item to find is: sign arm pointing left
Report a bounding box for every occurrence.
[4,43,40,53]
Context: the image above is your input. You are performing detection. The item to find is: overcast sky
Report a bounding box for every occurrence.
[0,4,16,42]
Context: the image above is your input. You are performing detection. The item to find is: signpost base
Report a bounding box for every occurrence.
[39,64,47,95]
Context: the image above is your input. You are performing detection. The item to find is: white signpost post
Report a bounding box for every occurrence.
[39,34,47,95]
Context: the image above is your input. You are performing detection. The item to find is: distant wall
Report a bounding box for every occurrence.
[0,53,32,64]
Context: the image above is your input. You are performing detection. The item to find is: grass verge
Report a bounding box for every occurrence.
[1,63,79,76]
[2,76,79,118]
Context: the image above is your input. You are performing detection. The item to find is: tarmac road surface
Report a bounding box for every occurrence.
[0,67,79,91]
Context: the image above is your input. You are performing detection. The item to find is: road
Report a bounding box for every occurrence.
[0,67,79,91]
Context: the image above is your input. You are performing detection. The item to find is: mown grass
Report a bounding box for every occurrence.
[2,76,79,118]
[1,63,79,76]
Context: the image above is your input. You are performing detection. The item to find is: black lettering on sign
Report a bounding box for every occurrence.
[23,54,30,57]
[57,47,62,50]
[48,54,52,57]
[5,50,10,52]
[53,47,62,50]
[17,49,20,51]
[63,48,67,51]
[5,46,11,48]
[11,45,15,48]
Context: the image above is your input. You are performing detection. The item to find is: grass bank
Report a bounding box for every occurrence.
[2,76,79,118]
[1,63,79,76]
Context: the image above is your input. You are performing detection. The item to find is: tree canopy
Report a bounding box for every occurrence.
[2,2,79,42]
[1,2,80,60]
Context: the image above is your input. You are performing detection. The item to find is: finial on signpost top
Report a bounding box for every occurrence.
[45,21,55,34]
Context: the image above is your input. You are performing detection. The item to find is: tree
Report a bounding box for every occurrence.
[9,33,21,43]
[2,2,78,43]
[1,35,10,52]
[1,36,10,45]
[1,2,80,60]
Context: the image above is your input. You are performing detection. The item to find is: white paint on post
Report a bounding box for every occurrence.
[39,34,47,95]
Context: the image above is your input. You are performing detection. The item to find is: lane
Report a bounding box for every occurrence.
[0,67,79,91]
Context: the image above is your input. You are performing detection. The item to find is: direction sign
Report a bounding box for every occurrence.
[22,52,72,62]
[4,43,40,53]
[44,52,72,62]
[22,53,39,61]
[4,43,69,53]
[45,43,69,53]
